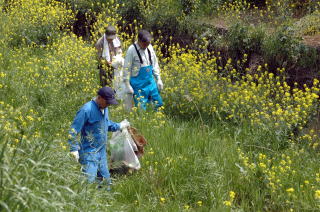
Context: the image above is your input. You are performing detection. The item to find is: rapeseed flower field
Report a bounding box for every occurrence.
[1,0,320,211]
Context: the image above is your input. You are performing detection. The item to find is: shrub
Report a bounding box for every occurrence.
[198,0,227,16]
[3,0,73,46]
[293,10,320,36]
[262,26,302,69]
[216,22,265,72]
[116,0,201,48]
[180,0,201,15]
[226,23,265,60]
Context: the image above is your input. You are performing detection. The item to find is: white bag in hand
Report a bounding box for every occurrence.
[110,128,140,170]
[112,55,126,100]
[111,54,124,69]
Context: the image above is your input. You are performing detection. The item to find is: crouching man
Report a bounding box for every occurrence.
[67,87,130,189]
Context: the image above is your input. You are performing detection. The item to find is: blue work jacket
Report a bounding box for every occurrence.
[68,100,120,153]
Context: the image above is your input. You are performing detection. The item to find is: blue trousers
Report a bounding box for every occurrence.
[79,149,110,183]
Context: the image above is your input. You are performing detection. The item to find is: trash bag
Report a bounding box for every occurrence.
[127,127,147,158]
[110,128,141,170]
[111,55,126,101]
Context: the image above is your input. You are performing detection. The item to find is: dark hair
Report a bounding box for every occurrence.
[138,29,152,42]
[105,25,116,35]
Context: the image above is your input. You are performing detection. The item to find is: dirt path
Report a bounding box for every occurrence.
[302,34,320,50]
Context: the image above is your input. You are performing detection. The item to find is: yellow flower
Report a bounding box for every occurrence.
[315,190,320,199]
[259,163,266,169]
[160,197,166,203]
[286,188,294,193]
[223,200,231,206]
[229,191,236,199]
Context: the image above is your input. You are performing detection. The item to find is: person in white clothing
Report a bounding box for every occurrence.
[122,30,163,110]
[95,25,123,87]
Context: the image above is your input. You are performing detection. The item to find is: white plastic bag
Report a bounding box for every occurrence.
[111,55,127,100]
[110,128,141,170]
[114,80,127,101]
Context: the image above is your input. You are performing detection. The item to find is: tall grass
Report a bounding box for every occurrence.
[3,109,320,211]
[0,110,241,211]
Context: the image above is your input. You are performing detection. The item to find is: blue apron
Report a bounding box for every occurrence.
[130,44,163,110]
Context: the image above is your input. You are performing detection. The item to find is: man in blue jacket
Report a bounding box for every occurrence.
[68,87,130,187]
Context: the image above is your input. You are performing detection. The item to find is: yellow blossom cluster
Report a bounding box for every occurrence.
[219,0,251,18]
[223,190,236,207]
[162,49,319,136]
[0,101,42,150]
[4,33,98,102]
[0,0,101,154]
[4,0,73,45]
[296,129,320,149]
[237,148,320,205]
[90,2,123,44]
[48,34,98,94]
[217,0,320,26]
[0,102,19,145]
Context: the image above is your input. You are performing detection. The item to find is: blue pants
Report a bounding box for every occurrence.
[130,65,163,110]
[79,149,110,183]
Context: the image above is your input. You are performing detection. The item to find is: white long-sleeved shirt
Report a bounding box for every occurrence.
[95,35,122,62]
[123,42,160,81]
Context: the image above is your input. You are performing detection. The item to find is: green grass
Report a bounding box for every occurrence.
[0,112,240,211]
[3,105,320,211]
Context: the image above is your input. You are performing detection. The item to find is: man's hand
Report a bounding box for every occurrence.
[120,119,130,130]
[124,81,134,94]
[157,77,164,91]
[70,151,79,162]
[111,55,124,69]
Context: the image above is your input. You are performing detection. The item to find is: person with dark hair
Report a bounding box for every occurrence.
[122,29,163,110]
[68,87,130,189]
[95,26,123,87]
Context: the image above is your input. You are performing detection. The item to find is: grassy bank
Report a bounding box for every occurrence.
[1,0,320,211]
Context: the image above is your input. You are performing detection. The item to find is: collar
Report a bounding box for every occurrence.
[135,41,150,51]
[92,98,100,110]
[92,98,107,115]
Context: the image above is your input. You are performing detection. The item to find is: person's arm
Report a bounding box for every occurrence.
[95,36,104,60]
[105,109,120,132]
[150,45,163,90]
[150,45,160,79]
[68,108,87,152]
[108,119,131,131]
[106,109,130,132]
[108,120,120,132]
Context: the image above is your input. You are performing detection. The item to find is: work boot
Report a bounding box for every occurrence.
[97,178,112,191]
